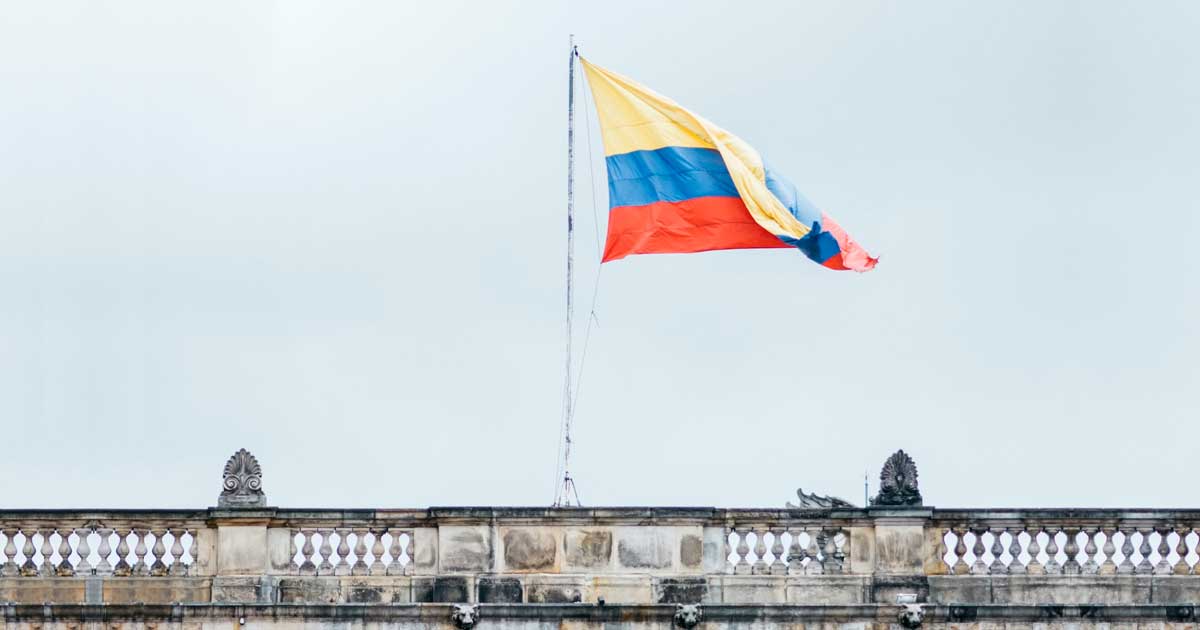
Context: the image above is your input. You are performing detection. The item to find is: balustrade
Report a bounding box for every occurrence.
[724,524,847,575]
[289,527,414,576]
[937,518,1200,576]
[0,521,202,577]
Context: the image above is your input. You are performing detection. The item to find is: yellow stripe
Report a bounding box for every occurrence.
[581,61,714,155]
[580,58,811,241]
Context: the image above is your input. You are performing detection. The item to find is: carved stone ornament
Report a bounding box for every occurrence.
[898,604,925,629]
[787,487,856,509]
[451,604,478,630]
[871,449,923,507]
[674,604,702,629]
[218,448,266,508]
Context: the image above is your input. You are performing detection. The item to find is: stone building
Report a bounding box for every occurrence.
[2,449,1199,630]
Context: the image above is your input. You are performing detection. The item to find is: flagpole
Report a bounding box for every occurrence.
[554,35,581,508]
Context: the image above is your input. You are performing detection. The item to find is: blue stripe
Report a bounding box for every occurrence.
[606,146,740,208]
[763,162,822,228]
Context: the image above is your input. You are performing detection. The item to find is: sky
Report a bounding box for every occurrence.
[1,1,1197,509]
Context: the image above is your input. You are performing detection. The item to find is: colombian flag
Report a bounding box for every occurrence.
[582,58,877,272]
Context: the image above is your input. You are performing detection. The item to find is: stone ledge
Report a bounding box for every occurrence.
[0,603,1197,623]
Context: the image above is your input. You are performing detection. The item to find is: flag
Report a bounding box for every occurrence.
[581,58,878,272]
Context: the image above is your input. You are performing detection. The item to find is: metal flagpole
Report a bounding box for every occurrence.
[554,35,582,507]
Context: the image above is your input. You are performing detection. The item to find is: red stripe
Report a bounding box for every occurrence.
[603,197,789,262]
[819,212,878,272]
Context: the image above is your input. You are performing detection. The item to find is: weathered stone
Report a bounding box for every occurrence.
[656,577,706,604]
[874,523,927,574]
[527,583,583,603]
[503,528,557,571]
[701,527,727,574]
[346,584,384,603]
[680,535,703,568]
[210,576,276,604]
[277,577,341,604]
[617,529,673,569]
[440,526,493,573]
[215,525,268,576]
[872,575,929,607]
[592,575,654,604]
[565,529,613,568]
[413,576,470,603]
[478,577,523,603]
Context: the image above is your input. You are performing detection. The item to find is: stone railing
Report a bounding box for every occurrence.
[3,449,1200,630]
[931,510,1200,576]
[0,513,207,578]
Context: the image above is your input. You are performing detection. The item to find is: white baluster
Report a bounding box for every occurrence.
[786,528,804,574]
[113,528,132,576]
[733,527,750,575]
[1099,527,1117,575]
[75,527,93,576]
[169,528,187,576]
[804,528,823,575]
[351,529,369,575]
[334,528,352,575]
[751,528,768,574]
[1044,527,1061,575]
[769,527,786,575]
[0,528,17,577]
[299,531,317,575]
[38,529,55,577]
[989,528,1007,575]
[1008,528,1025,574]
[132,528,149,576]
[970,527,988,575]
[1062,527,1081,575]
[824,529,845,573]
[150,528,168,576]
[56,528,74,576]
[1155,528,1173,575]
[20,529,38,576]
[952,526,969,575]
[1082,528,1099,575]
[369,530,386,576]
[317,529,334,574]
[95,527,114,575]
[1025,527,1044,575]
[1136,528,1154,574]
[1174,527,1190,575]
[386,530,404,576]
[1118,528,1136,574]
[404,531,415,575]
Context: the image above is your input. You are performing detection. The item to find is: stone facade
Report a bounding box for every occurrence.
[0,450,1197,630]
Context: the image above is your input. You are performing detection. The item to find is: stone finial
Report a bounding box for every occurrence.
[674,604,702,629]
[871,449,922,507]
[451,605,478,630]
[787,487,856,509]
[218,448,266,508]
[898,604,925,629]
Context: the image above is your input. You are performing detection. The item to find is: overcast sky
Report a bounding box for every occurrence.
[2,1,1197,509]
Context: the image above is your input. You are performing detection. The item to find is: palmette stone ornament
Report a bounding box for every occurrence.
[218,448,267,508]
[871,449,923,507]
